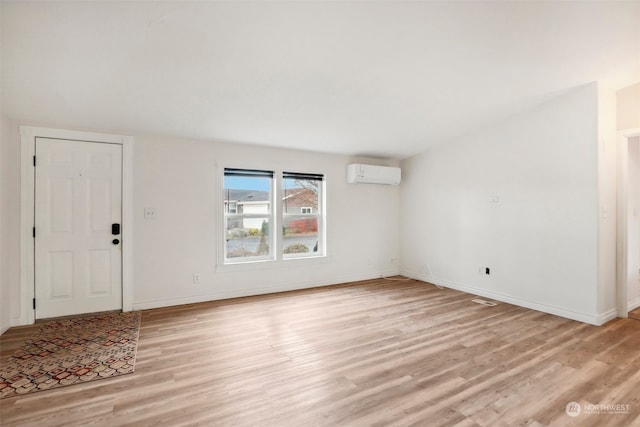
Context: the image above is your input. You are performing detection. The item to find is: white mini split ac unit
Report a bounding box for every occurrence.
[347,164,402,185]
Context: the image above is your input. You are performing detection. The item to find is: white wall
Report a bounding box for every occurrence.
[617,83,640,130]
[131,134,400,309]
[400,83,604,324]
[1,124,401,323]
[597,84,617,319]
[1,115,21,334]
[0,114,7,335]
[1,118,24,331]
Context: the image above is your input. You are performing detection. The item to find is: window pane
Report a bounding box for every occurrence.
[224,170,273,262]
[283,216,319,256]
[224,176,271,214]
[282,178,319,215]
[226,218,270,258]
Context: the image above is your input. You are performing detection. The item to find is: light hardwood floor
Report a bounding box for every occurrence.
[2,278,640,426]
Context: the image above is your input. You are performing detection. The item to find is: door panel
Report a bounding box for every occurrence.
[49,251,73,298]
[88,249,112,295]
[35,138,123,319]
[89,180,111,231]
[49,178,74,233]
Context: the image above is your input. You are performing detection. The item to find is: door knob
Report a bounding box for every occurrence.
[112,239,120,245]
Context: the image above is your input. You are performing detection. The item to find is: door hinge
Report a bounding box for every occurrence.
[33,155,36,166]
[33,227,36,238]
[33,298,36,310]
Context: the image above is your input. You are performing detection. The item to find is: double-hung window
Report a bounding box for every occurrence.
[282,172,324,258]
[223,168,274,262]
[222,168,325,264]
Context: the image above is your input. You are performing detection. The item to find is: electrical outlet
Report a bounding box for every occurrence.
[485,267,490,275]
[390,257,399,264]
[144,208,157,219]
[193,273,200,284]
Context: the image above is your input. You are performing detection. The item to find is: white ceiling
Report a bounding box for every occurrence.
[2,1,639,159]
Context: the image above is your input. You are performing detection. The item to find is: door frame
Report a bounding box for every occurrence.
[616,128,640,317]
[19,126,134,325]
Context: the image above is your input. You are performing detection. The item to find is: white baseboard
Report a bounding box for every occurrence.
[0,316,22,335]
[402,270,608,326]
[628,296,640,312]
[596,308,619,325]
[132,269,400,311]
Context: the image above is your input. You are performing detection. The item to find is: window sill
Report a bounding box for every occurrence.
[216,255,330,273]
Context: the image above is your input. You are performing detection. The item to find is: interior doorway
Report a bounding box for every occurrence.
[618,130,640,318]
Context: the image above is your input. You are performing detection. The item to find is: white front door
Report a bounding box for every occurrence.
[34,138,123,319]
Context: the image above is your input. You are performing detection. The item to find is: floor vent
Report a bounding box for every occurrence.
[471,298,498,307]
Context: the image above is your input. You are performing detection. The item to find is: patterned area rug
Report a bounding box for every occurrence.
[0,311,141,398]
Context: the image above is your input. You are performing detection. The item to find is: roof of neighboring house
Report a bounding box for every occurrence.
[283,187,317,204]
[226,187,317,204]
[225,190,269,203]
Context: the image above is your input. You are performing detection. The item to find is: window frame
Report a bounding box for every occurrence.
[218,166,327,269]
[222,168,275,264]
[281,171,325,260]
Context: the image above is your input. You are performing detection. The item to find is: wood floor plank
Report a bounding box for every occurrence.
[2,277,640,426]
